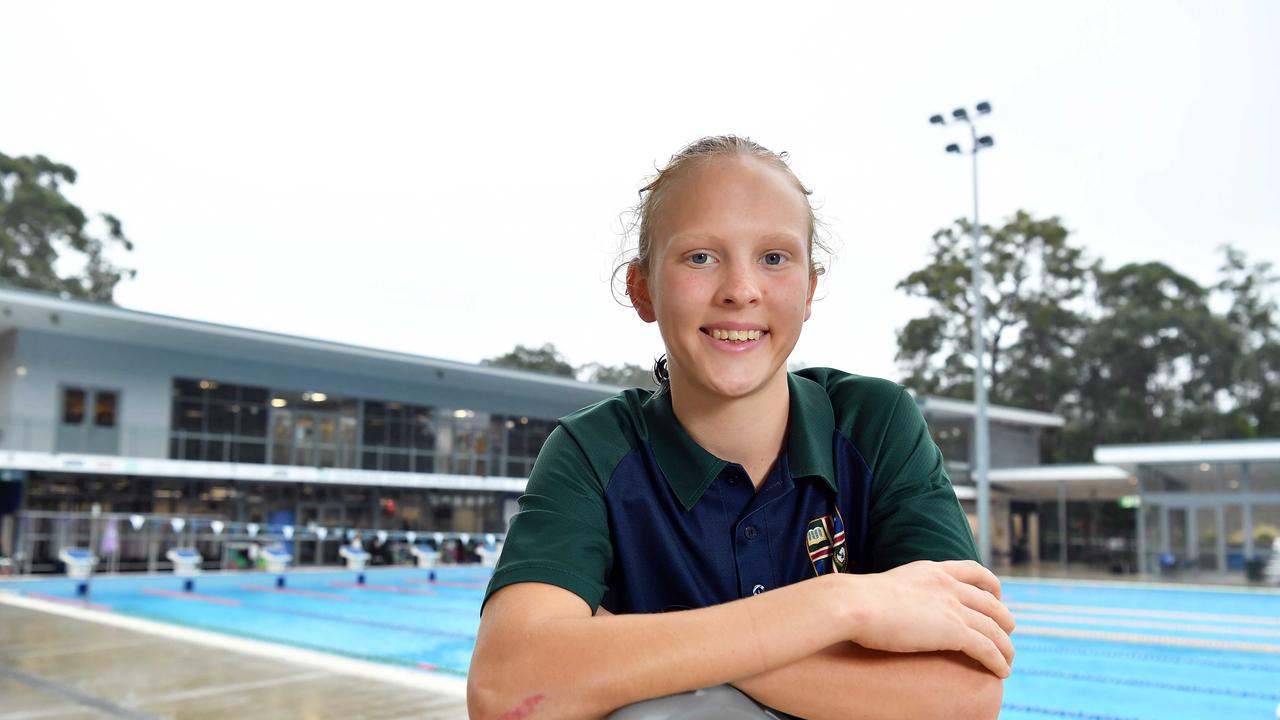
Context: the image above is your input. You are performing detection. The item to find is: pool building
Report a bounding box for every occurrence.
[1,287,1276,577]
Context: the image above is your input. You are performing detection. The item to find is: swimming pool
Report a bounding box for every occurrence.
[3,571,1277,719]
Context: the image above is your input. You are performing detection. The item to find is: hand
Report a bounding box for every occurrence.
[842,560,1015,677]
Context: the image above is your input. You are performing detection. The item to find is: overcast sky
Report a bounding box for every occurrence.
[5,1,1277,384]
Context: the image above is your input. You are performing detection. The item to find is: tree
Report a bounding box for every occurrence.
[1216,245,1280,436]
[579,361,658,389]
[1068,261,1242,456]
[896,214,1279,462]
[0,152,136,302]
[481,343,576,377]
[895,211,1092,411]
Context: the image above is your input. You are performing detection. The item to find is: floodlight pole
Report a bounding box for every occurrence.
[932,103,994,568]
[967,119,992,570]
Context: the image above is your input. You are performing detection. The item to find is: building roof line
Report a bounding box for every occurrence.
[914,394,1066,428]
[1095,439,1280,466]
[0,287,621,394]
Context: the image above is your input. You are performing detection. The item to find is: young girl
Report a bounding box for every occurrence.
[468,137,1014,720]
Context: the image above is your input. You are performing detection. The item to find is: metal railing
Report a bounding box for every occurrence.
[0,416,541,478]
[6,510,504,576]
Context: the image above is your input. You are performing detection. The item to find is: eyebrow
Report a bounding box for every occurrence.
[667,231,804,245]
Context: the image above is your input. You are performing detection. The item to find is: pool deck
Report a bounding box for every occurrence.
[0,600,469,719]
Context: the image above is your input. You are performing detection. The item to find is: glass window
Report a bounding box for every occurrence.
[207,401,235,435]
[94,391,117,427]
[240,386,269,404]
[175,400,204,433]
[387,416,407,448]
[235,442,266,464]
[413,410,435,450]
[384,452,409,472]
[62,388,86,425]
[413,454,435,474]
[240,404,267,436]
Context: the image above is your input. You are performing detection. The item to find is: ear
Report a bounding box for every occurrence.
[626,263,657,323]
[803,271,818,322]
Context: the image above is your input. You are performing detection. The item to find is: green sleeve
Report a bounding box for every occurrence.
[866,388,980,570]
[482,425,614,614]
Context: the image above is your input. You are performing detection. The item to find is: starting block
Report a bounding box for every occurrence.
[262,546,292,574]
[339,545,370,571]
[476,541,502,568]
[410,544,438,569]
[58,548,97,580]
[165,547,204,592]
[166,547,204,576]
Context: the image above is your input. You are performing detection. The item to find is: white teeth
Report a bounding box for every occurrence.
[710,329,763,342]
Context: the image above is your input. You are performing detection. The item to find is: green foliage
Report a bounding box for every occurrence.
[896,211,1092,414]
[481,343,576,377]
[579,361,658,389]
[483,344,658,389]
[0,152,136,302]
[1216,248,1280,436]
[1071,262,1240,452]
[897,210,1278,461]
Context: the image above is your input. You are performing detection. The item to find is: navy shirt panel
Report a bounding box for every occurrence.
[601,431,875,616]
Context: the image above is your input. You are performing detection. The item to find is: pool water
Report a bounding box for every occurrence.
[4,567,485,676]
[4,571,1278,719]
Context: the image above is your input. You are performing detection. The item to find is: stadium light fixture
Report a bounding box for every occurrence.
[929,100,996,568]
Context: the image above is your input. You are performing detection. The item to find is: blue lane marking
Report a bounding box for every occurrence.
[1013,641,1280,673]
[1015,668,1280,701]
[1001,702,1139,720]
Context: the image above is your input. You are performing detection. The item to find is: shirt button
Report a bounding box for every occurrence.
[726,475,739,486]
[744,525,758,541]
[752,584,765,595]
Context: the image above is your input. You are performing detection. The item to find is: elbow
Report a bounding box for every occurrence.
[467,653,572,720]
[915,653,1004,720]
[466,662,501,720]
[468,658,544,720]
[468,648,522,720]
[955,671,1004,720]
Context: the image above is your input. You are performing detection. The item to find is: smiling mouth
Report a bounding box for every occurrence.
[701,328,767,342]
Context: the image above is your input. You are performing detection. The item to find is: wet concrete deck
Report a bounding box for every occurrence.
[0,602,468,719]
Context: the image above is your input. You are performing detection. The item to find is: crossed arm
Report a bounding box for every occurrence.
[467,560,1014,720]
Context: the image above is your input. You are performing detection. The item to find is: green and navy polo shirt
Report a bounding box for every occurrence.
[483,368,978,616]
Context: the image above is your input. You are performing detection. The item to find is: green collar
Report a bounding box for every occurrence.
[641,373,838,511]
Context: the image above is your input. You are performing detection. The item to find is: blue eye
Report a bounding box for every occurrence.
[689,253,711,265]
[763,253,785,266]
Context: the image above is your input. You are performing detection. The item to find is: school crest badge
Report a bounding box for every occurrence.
[806,509,849,576]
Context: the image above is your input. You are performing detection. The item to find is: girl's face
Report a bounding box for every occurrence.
[629,156,817,401]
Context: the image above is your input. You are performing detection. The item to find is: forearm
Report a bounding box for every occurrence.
[468,576,851,720]
[733,643,1004,720]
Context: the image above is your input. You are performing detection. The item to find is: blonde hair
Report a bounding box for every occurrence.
[620,135,828,281]
[615,135,831,387]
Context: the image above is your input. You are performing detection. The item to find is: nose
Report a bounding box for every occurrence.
[715,259,761,307]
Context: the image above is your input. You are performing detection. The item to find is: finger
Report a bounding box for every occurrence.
[939,560,1003,599]
[963,627,1011,678]
[960,602,1014,666]
[957,582,1016,634]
